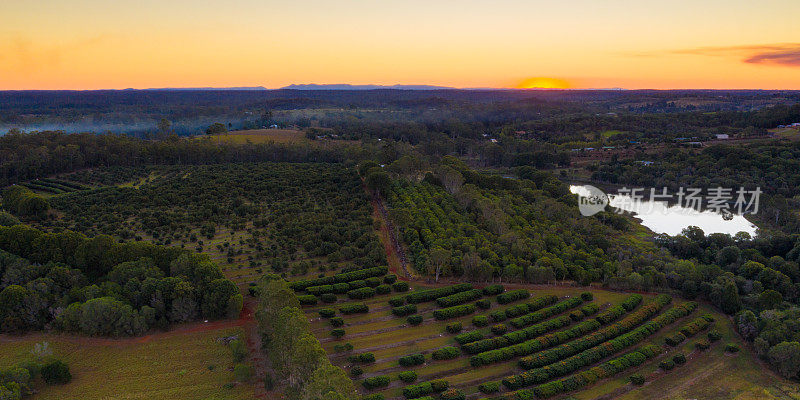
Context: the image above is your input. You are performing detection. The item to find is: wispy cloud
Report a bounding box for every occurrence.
[744,47,800,66]
[628,43,800,67]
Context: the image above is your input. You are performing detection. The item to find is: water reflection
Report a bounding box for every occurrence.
[570,185,758,237]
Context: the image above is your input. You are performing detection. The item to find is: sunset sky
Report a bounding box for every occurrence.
[2,0,800,90]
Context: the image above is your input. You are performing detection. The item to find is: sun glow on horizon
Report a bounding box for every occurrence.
[516,77,572,89]
[1,1,800,90]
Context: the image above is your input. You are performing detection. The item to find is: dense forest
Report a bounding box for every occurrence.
[0,224,241,336]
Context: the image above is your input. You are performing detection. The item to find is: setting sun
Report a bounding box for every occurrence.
[516,77,571,89]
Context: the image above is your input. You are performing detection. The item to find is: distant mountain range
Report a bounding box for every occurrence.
[137,86,268,91]
[281,84,456,91]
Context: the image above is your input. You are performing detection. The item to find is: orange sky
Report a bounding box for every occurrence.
[2,0,800,90]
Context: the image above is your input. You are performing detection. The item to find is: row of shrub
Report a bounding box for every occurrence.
[515,294,674,370]
[405,283,473,304]
[509,297,585,329]
[339,303,369,315]
[298,295,318,305]
[441,389,466,400]
[389,297,406,307]
[595,294,643,324]
[525,344,661,398]
[469,317,602,367]
[473,315,489,327]
[433,304,476,320]
[399,353,425,367]
[659,352,687,371]
[392,304,418,316]
[348,352,375,363]
[665,332,687,346]
[482,284,505,296]
[402,379,449,399]
[306,277,383,296]
[467,295,645,367]
[666,314,713,346]
[445,322,462,333]
[505,300,697,390]
[290,266,388,291]
[393,281,410,292]
[399,370,418,383]
[454,330,484,345]
[679,314,714,337]
[496,289,530,305]
[465,299,601,356]
[362,375,390,389]
[348,286,377,299]
[436,289,483,308]
[431,346,461,360]
[492,295,559,322]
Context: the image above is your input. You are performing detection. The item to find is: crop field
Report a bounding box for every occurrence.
[290,265,790,400]
[0,326,253,400]
[29,163,384,285]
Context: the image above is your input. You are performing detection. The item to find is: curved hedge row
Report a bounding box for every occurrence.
[399,353,425,367]
[595,294,642,324]
[339,303,369,314]
[469,317,602,367]
[291,266,388,291]
[399,371,418,383]
[431,346,461,360]
[525,344,661,399]
[348,286,376,299]
[483,284,505,296]
[454,330,484,345]
[362,375,391,390]
[493,295,559,322]
[515,294,672,370]
[497,289,530,305]
[505,297,560,323]
[307,279,375,296]
[509,297,584,329]
[433,304,476,320]
[392,304,418,316]
[406,283,473,304]
[679,314,713,337]
[298,294,318,305]
[436,289,483,308]
[505,300,696,390]
[402,379,449,399]
[516,295,676,371]
[465,300,600,356]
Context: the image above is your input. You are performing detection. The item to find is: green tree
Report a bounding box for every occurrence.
[768,341,800,379]
[300,363,358,400]
[721,281,742,314]
[205,122,228,135]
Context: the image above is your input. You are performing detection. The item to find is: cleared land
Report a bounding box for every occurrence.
[0,326,254,400]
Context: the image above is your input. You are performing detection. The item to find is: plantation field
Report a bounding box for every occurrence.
[0,327,253,400]
[27,163,384,286]
[294,279,799,400]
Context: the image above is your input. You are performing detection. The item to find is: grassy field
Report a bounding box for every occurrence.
[300,283,800,400]
[0,327,254,400]
[771,127,800,141]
